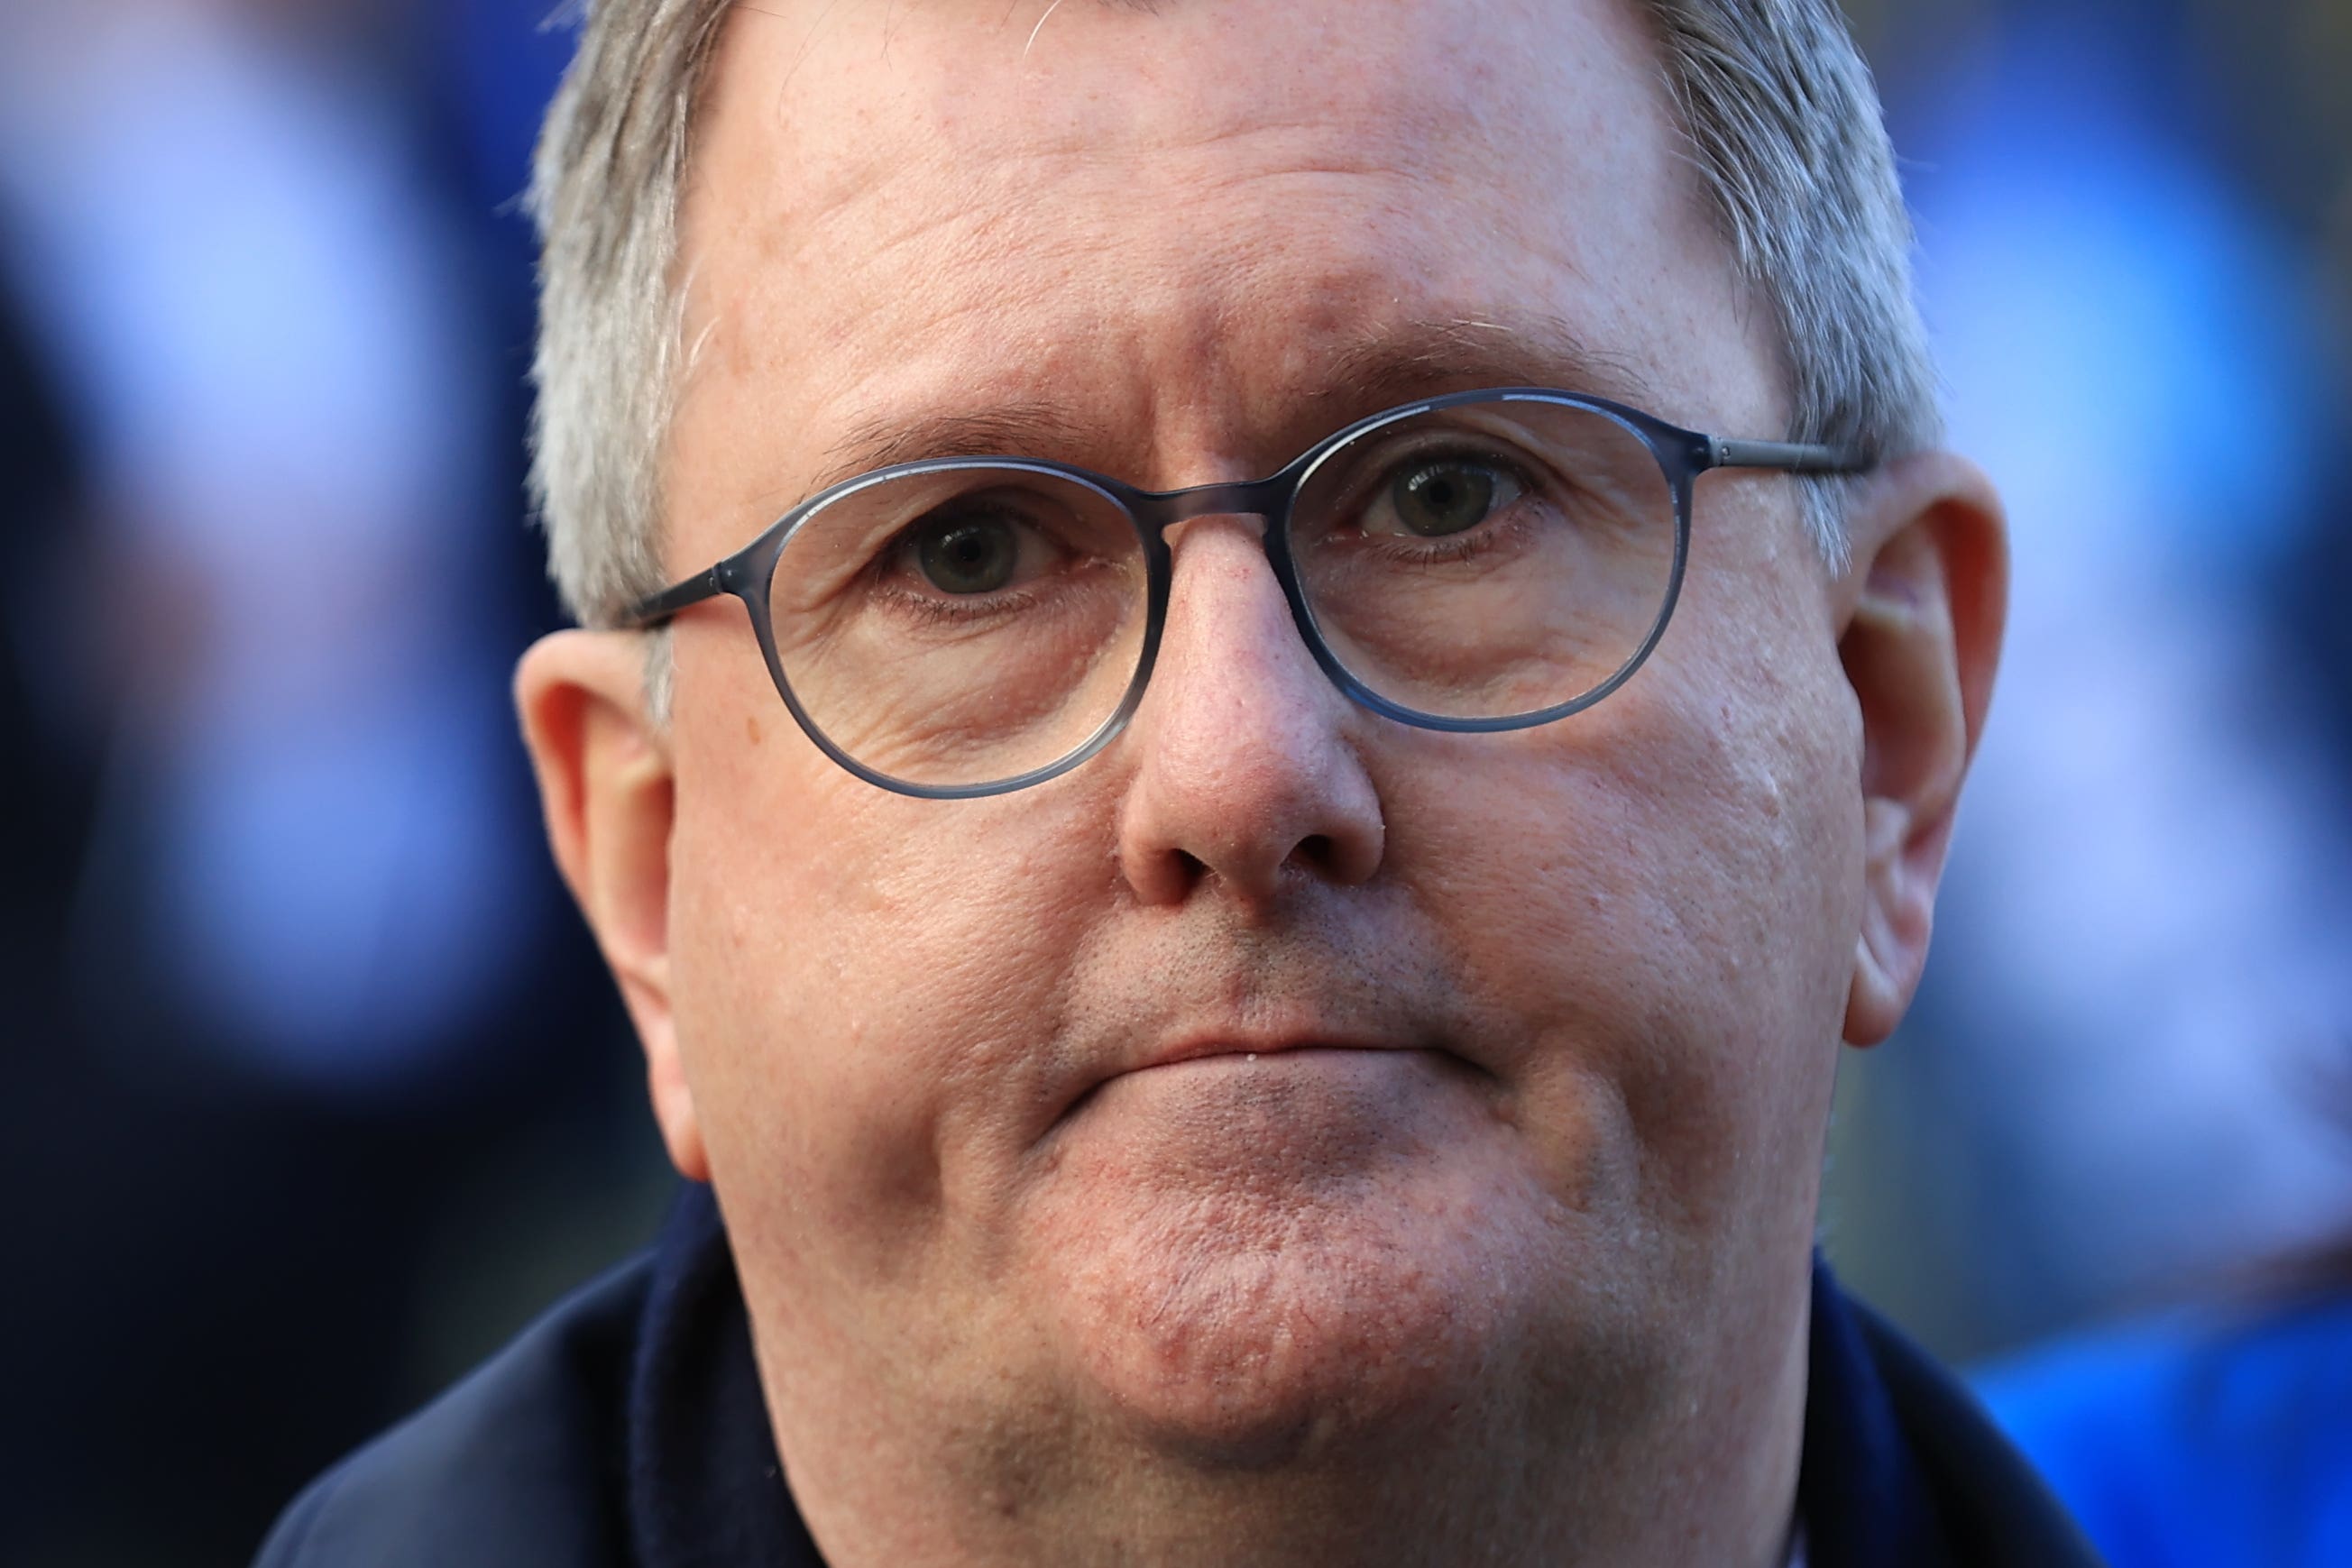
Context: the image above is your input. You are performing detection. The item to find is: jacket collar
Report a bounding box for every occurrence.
[1799,1258,1956,1568]
[627,1187,818,1567]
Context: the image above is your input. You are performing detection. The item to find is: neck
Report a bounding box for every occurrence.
[764,1301,1811,1568]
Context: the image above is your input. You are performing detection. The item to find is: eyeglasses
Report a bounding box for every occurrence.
[625,388,1868,799]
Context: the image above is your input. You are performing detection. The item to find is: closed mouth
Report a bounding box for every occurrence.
[1048,1038,1485,1135]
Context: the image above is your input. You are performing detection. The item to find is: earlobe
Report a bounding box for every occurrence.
[515,631,708,1181]
[1835,453,2007,1048]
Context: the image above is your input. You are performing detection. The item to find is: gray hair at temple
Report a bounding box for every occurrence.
[526,0,1941,645]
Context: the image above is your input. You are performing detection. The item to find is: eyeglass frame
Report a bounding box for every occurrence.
[623,386,1871,801]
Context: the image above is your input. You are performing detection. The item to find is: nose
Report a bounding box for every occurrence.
[1115,517,1385,912]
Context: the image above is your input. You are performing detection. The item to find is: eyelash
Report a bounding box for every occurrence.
[867,553,1043,622]
[1355,504,1535,566]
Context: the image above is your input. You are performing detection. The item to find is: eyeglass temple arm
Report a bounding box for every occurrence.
[1704,437,1871,475]
[621,568,725,630]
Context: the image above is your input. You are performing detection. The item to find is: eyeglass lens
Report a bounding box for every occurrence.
[760,398,1678,792]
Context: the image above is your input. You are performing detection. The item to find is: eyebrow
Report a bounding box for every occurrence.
[813,402,1098,495]
[802,311,1666,500]
[1319,312,1664,426]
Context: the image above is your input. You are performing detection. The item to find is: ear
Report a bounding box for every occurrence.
[1834,452,2007,1048]
[516,631,709,1181]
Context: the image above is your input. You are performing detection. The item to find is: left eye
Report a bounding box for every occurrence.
[1362,457,1525,538]
[913,516,1024,594]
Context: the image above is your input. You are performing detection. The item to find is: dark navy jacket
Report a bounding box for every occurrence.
[255,1186,2101,1567]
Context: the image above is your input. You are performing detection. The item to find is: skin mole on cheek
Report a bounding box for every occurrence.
[746,714,763,746]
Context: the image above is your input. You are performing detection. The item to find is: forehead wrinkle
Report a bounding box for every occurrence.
[759,133,1448,297]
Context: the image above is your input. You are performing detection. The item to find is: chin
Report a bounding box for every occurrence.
[1028,1137,1571,1472]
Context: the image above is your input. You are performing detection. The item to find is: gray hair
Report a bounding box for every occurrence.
[527,0,1937,634]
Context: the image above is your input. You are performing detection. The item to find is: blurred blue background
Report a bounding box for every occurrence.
[1,1,2347,1563]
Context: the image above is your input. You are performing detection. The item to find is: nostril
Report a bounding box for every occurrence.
[1295,833,1336,869]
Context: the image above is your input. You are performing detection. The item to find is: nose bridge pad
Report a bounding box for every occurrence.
[1146,475,1292,534]
[1143,478,1301,637]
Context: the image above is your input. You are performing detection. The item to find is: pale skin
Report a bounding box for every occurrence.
[517,1,2007,1563]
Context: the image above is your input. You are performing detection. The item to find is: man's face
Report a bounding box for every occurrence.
[632,0,1896,1527]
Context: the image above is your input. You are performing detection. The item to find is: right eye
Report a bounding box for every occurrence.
[886,502,1064,600]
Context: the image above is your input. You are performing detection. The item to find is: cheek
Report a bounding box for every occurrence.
[666,702,1115,1290]
[1388,574,1862,1234]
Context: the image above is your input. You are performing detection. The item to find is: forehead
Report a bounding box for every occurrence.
[673,0,1774,532]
